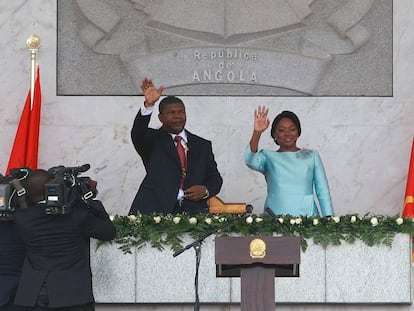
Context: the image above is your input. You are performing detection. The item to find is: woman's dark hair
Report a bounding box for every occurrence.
[158,96,184,113]
[270,111,301,144]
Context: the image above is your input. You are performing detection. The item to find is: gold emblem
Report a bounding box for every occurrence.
[249,238,266,259]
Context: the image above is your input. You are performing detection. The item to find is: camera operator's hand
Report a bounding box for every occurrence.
[86,179,98,197]
[81,180,112,220]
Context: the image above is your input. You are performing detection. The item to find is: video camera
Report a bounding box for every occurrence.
[44,164,94,215]
[0,168,30,221]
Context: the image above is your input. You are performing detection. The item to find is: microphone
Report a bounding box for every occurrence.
[76,163,91,173]
[48,164,91,176]
[265,207,289,234]
[245,204,253,214]
[265,207,277,218]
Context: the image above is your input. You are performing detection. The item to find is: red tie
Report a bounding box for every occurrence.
[174,135,186,189]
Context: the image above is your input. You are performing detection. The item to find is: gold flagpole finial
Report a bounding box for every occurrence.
[26,34,41,109]
[26,34,41,50]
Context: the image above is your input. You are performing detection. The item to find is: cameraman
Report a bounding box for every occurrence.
[13,169,116,311]
[0,172,26,311]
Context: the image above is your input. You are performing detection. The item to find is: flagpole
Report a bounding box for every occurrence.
[26,34,41,109]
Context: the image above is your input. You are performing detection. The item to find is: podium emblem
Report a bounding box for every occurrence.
[249,238,266,259]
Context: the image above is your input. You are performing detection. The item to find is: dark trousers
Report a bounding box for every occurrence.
[29,284,94,311]
[0,303,28,311]
[0,276,26,311]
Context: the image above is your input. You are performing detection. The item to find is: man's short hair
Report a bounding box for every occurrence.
[26,169,52,202]
[158,96,184,113]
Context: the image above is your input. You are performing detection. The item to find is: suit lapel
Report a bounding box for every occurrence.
[186,131,201,172]
[158,129,181,167]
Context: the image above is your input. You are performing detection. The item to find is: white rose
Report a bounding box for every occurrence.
[189,217,197,224]
[295,218,302,224]
[255,217,263,223]
[109,215,115,221]
[173,216,181,224]
[313,219,319,225]
[332,216,340,223]
[396,217,404,225]
[350,215,357,223]
[290,219,296,225]
[153,216,161,224]
[370,217,378,226]
[219,217,227,223]
[277,218,284,224]
[128,215,136,221]
[246,216,253,224]
[204,217,212,225]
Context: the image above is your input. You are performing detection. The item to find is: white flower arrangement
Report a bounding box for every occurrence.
[128,215,137,221]
[332,216,340,223]
[109,213,414,254]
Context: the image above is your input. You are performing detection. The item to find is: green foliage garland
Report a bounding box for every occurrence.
[108,213,414,254]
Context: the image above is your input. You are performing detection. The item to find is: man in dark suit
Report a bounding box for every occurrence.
[0,171,26,311]
[13,169,116,311]
[129,77,223,215]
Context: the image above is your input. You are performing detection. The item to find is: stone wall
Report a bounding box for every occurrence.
[0,0,412,230]
[1,0,414,310]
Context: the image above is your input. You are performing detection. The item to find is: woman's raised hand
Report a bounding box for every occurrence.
[254,106,270,133]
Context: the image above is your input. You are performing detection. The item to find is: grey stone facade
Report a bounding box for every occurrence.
[57,0,392,96]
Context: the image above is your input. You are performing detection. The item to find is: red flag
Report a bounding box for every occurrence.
[25,67,42,170]
[6,67,42,175]
[402,138,414,218]
[5,91,31,174]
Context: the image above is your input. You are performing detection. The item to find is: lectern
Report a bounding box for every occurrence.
[215,236,301,311]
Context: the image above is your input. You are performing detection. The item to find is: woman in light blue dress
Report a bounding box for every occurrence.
[244,106,333,217]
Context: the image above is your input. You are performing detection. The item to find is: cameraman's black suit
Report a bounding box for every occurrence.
[14,199,116,310]
[129,109,223,215]
[0,221,26,311]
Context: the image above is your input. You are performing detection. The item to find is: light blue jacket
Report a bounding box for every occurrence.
[245,146,333,217]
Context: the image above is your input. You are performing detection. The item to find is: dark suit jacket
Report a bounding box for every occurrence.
[129,110,223,215]
[13,200,116,308]
[0,221,25,308]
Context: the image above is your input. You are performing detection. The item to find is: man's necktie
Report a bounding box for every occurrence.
[174,135,186,189]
